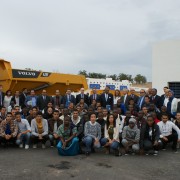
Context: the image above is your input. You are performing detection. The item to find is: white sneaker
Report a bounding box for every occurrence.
[25,145,29,149]
[42,144,46,149]
[33,144,37,149]
[19,144,23,148]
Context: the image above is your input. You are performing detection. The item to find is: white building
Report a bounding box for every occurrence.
[86,78,132,90]
[152,40,180,98]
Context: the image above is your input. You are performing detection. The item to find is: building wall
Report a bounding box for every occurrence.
[152,40,180,95]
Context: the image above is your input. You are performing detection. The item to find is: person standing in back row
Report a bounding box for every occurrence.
[0,85,5,108]
[100,86,114,111]
[76,88,89,106]
[62,89,76,108]
[37,89,51,111]
[89,88,100,105]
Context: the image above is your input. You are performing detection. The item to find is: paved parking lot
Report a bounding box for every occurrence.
[0,146,179,180]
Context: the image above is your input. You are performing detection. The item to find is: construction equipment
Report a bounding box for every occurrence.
[0,59,88,95]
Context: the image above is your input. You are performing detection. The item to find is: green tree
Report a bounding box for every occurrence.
[78,70,88,77]
[134,74,147,84]
[108,74,118,80]
[118,73,133,82]
[88,72,106,79]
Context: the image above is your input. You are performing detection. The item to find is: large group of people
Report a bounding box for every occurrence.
[0,84,180,157]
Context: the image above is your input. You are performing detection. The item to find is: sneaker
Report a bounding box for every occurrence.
[25,145,29,149]
[173,150,178,153]
[19,144,23,148]
[33,144,37,149]
[153,152,158,156]
[177,143,180,149]
[162,148,166,151]
[145,153,149,156]
[124,153,129,156]
[42,144,46,149]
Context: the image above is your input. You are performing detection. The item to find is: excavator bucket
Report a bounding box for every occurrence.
[0,59,88,95]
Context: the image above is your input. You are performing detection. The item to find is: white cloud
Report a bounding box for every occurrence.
[0,0,180,81]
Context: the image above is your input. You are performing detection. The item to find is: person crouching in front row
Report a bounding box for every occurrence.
[31,111,49,149]
[57,116,79,156]
[122,117,140,155]
[140,115,161,156]
[15,112,31,149]
[48,110,63,147]
[101,114,120,156]
[83,113,101,156]
[0,112,18,147]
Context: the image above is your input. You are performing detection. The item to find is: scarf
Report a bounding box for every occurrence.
[36,119,44,134]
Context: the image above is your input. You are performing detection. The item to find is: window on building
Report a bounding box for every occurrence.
[168,82,180,98]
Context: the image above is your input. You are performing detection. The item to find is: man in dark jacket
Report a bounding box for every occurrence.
[150,88,161,110]
[100,86,114,111]
[177,101,180,113]
[48,110,63,147]
[140,115,161,155]
[11,90,24,108]
[76,88,89,106]
[37,89,52,111]
[0,85,5,108]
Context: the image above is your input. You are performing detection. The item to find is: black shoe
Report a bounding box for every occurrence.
[91,148,95,153]
[85,152,90,156]
[115,149,120,157]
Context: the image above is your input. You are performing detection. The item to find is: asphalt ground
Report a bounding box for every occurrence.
[0,144,179,180]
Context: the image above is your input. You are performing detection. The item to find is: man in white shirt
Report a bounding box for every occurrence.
[15,112,31,149]
[158,113,180,152]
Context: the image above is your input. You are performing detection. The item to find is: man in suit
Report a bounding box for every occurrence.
[20,88,28,109]
[52,90,62,108]
[37,89,52,111]
[11,90,24,108]
[120,89,131,108]
[137,89,146,110]
[160,88,170,107]
[0,85,5,108]
[89,88,100,105]
[150,88,161,110]
[177,101,180,113]
[129,88,139,105]
[76,88,89,106]
[100,86,114,110]
[62,89,76,108]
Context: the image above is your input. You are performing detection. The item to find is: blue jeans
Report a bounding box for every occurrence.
[49,134,59,146]
[16,133,31,145]
[101,138,119,150]
[82,136,101,153]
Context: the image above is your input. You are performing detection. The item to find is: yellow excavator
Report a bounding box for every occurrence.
[0,59,88,95]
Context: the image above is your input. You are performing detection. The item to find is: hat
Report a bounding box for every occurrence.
[129,117,136,124]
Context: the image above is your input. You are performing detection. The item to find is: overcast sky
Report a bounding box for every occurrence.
[0,0,180,81]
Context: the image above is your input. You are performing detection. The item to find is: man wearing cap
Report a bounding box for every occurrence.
[122,117,140,155]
